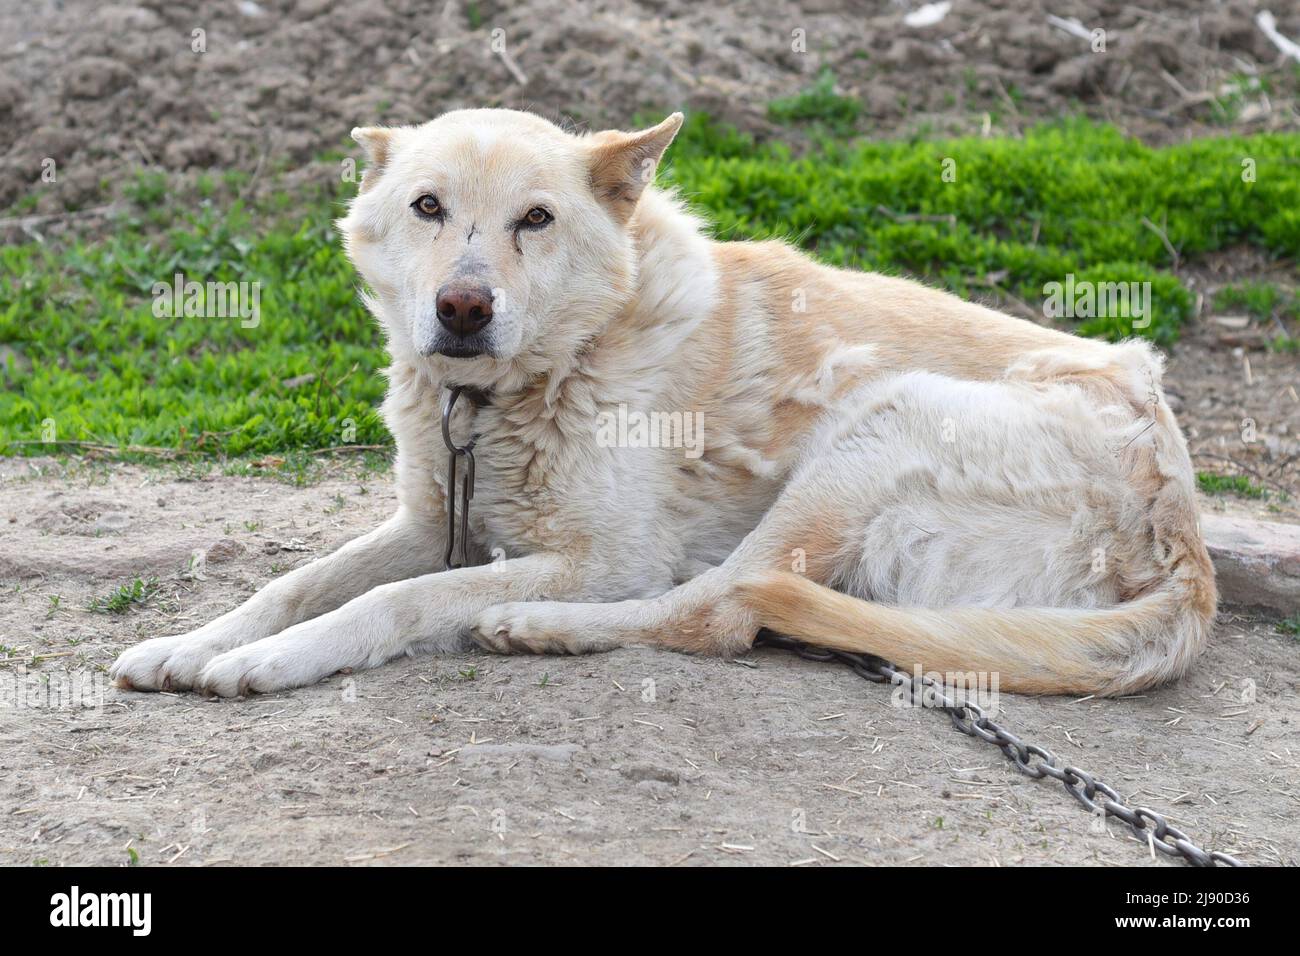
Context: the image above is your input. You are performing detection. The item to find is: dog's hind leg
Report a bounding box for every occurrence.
[111,507,445,692]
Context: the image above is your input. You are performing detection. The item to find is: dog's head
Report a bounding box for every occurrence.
[339,108,683,386]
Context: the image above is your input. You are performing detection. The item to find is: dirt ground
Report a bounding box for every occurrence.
[1,457,1296,867]
[4,0,1299,215]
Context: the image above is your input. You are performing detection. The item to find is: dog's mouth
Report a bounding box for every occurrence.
[424,332,493,360]
[435,343,487,358]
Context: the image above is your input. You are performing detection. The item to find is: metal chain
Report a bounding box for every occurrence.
[754,632,1244,867]
[441,386,476,570]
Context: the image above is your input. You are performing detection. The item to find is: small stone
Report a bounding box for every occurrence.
[618,763,680,785]
[205,538,245,563]
[94,511,131,533]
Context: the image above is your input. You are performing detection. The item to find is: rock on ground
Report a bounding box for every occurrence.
[1204,513,1300,615]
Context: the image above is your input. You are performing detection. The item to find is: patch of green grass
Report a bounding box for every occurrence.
[1214,281,1300,350]
[89,576,159,614]
[2,179,388,459]
[1278,614,1300,637]
[3,117,1300,461]
[1210,74,1272,126]
[1196,472,1267,499]
[767,68,862,135]
[124,170,169,209]
[665,116,1300,346]
[1214,281,1292,320]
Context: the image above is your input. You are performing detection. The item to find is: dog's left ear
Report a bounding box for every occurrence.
[588,113,684,222]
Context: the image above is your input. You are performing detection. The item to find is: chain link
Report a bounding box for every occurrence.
[754,632,1243,867]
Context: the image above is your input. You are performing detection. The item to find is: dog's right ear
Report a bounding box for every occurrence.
[351,127,394,191]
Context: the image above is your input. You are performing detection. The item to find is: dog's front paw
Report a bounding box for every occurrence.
[111,631,229,692]
[470,603,619,655]
[196,643,294,698]
[195,627,343,697]
[193,642,286,697]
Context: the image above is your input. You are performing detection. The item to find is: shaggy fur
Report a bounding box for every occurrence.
[111,109,1215,698]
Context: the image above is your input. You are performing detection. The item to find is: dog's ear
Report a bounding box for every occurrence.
[587,113,684,222]
[351,126,395,191]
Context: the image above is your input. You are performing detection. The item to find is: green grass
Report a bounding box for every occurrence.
[1214,281,1296,320]
[89,576,159,614]
[767,68,862,135]
[663,116,1299,345]
[1212,280,1300,352]
[1196,472,1268,500]
[3,117,1299,460]
[2,182,389,458]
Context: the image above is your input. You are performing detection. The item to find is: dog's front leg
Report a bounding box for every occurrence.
[193,553,575,696]
[111,508,444,691]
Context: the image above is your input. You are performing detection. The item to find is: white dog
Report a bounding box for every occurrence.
[111,109,1215,698]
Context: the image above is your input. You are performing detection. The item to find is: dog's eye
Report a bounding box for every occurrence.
[412,194,442,219]
[522,207,552,228]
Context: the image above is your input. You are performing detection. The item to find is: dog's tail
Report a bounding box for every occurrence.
[737,570,1214,696]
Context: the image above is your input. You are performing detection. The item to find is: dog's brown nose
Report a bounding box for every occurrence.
[436,284,494,338]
